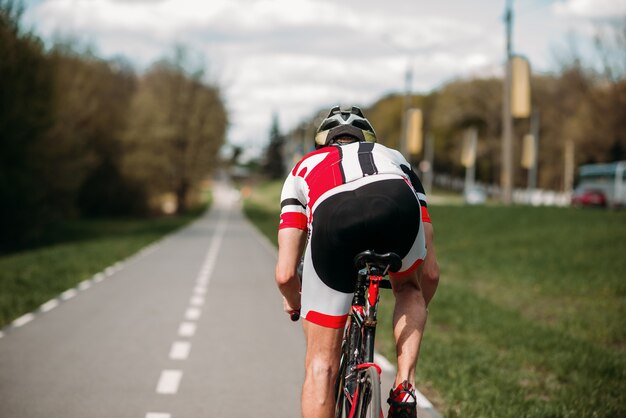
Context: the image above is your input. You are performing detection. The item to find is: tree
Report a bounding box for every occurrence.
[263,112,285,179]
[122,47,228,214]
[0,0,54,251]
[430,78,503,183]
[72,56,147,217]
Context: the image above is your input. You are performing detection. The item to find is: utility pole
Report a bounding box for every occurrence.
[501,0,514,204]
[400,62,412,157]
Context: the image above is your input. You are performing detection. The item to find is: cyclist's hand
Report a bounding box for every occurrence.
[283,296,300,315]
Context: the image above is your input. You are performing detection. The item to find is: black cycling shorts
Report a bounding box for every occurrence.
[300,175,426,328]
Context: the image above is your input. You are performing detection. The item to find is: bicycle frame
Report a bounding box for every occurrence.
[337,263,390,418]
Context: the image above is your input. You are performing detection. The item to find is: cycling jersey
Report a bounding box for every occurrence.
[279,142,429,328]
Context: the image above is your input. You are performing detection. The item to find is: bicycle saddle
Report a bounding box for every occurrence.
[354,250,402,273]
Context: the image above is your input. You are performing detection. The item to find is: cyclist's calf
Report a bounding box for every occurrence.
[302,321,343,418]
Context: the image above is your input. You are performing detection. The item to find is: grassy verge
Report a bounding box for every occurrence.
[0,205,207,329]
[243,180,626,418]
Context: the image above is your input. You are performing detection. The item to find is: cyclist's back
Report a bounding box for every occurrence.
[280,141,429,229]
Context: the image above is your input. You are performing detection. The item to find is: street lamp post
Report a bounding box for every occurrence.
[501,0,514,205]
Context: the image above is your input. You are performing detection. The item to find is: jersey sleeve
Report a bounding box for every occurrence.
[279,168,308,231]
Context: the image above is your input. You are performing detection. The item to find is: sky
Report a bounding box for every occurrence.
[22,0,626,158]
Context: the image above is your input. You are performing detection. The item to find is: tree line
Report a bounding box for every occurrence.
[285,19,625,192]
[0,0,227,253]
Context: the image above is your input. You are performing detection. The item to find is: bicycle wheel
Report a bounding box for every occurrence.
[354,366,381,418]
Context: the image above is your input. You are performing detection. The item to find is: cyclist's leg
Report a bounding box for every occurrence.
[302,320,343,418]
[388,269,428,388]
[418,221,439,307]
[299,217,353,418]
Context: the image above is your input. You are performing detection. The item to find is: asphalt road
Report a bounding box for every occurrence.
[0,179,436,418]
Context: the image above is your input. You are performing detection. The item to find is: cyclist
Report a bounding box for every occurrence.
[275,106,439,418]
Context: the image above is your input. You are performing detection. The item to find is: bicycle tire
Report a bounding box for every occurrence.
[355,366,381,418]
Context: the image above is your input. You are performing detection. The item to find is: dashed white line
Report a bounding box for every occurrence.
[146,413,171,418]
[178,322,197,337]
[78,280,92,290]
[39,299,60,313]
[185,307,201,321]
[92,272,105,283]
[12,313,35,328]
[193,285,207,295]
[60,289,78,301]
[156,370,182,394]
[189,295,205,306]
[148,190,231,418]
[169,341,191,360]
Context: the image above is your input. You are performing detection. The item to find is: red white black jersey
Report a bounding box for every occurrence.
[279,142,430,232]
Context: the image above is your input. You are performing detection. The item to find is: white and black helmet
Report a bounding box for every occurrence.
[314,106,377,148]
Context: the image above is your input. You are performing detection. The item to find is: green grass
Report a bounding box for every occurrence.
[243,180,626,418]
[0,206,207,329]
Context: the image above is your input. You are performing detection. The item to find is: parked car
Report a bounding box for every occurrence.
[571,187,607,207]
[574,161,626,208]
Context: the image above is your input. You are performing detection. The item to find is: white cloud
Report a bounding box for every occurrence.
[22,0,596,152]
[552,0,626,18]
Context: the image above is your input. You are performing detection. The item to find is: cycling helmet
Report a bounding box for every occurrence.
[314,106,377,148]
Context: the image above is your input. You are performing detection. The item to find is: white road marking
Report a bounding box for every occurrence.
[185,307,201,321]
[189,295,205,306]
[40,299,59,313]
[147,185,231,416]
[415,390,435,409]
[193,285,207,295]
[169,341,191,360]
[178,322,197,337]
[196,274,209,286]
[374,352,396,373]
[146,413,171,418]
[92,272,105,283]
[78,280,92,290]
[373,351,438,415]
[60,289,78,301]
[156,370,182,394]
[195,201,229,290]
[12,313,35,328]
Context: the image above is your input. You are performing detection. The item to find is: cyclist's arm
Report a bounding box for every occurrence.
[276,228,307,313]
[276,170,308,313]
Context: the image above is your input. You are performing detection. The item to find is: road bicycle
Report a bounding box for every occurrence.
[291,250,401,418]
[334,250,401,418]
